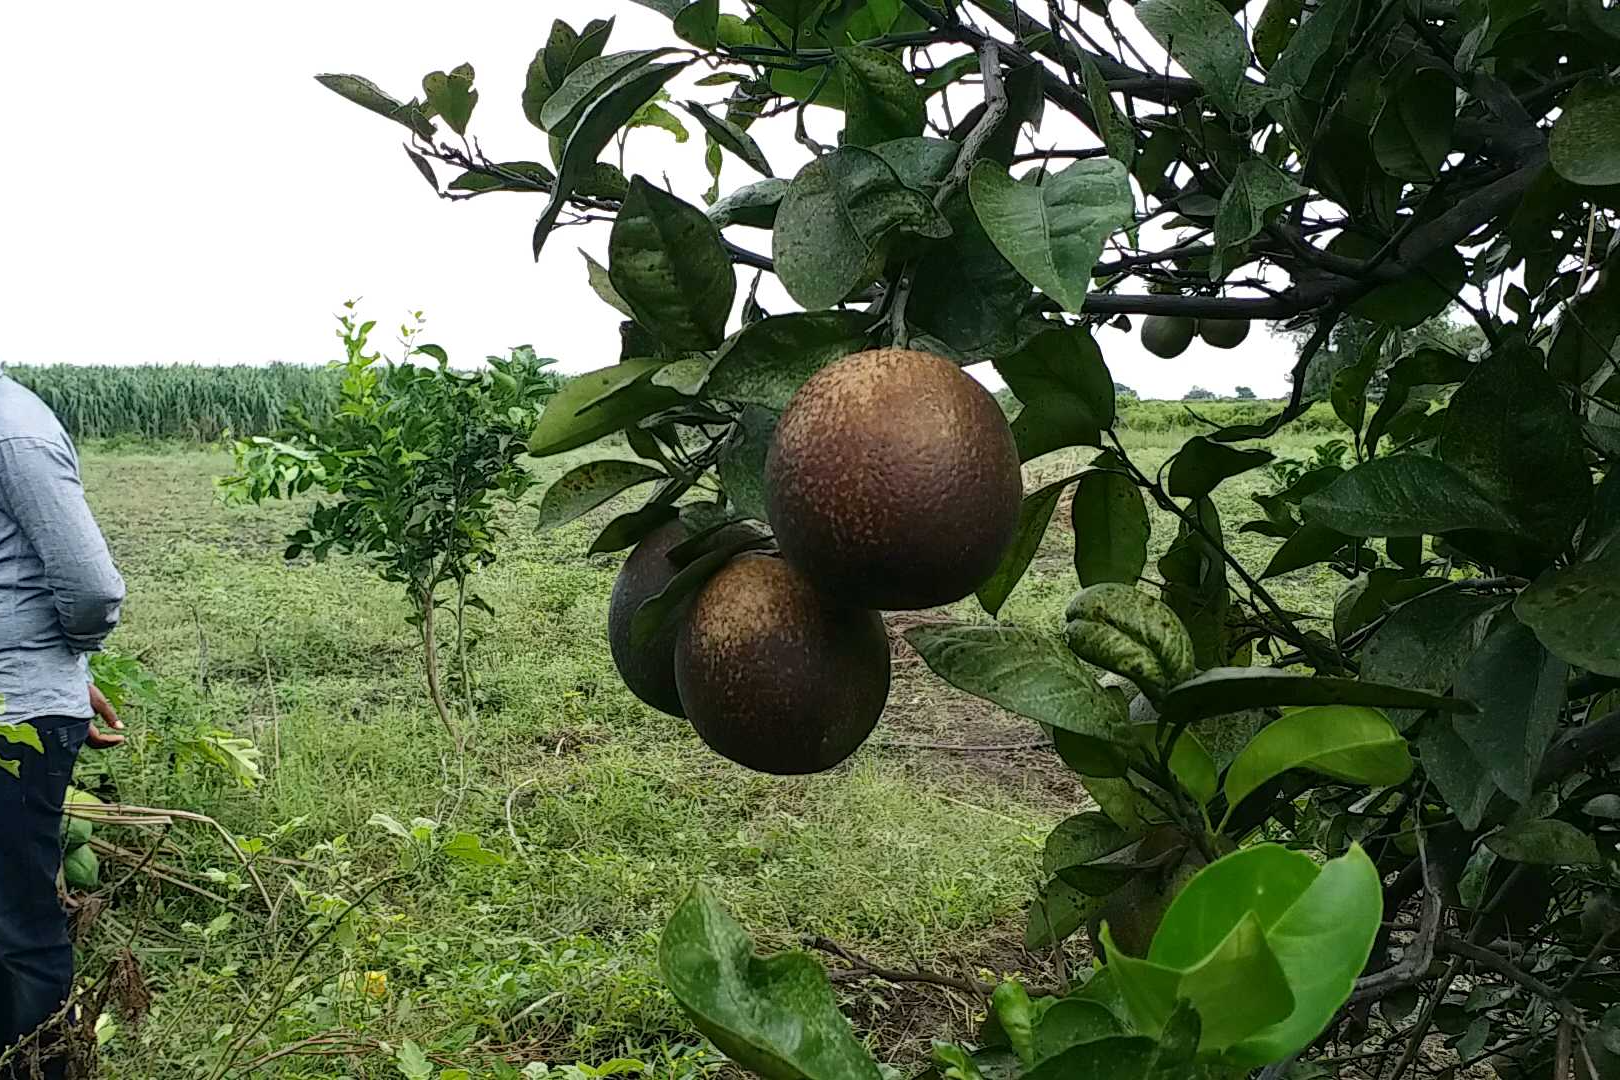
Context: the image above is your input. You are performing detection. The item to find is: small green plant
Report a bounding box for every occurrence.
[223,304,560,743]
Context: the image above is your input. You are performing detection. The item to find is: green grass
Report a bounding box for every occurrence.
[72,431,1344,1079]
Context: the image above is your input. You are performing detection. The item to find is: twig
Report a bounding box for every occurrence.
[504,777,542,854]
[1437,936,1582,1022]
[808,936,1057,998]
[1557,1018,1574,1080]
[70,802,273,913]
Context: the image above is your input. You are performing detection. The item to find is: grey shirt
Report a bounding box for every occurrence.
[0,373,125,722]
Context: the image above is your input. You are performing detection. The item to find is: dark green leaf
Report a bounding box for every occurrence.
[970,159,1133,314]
[1224,705,1412,812]
[977,477,1071,617]
[1453,617,1567,803]
[1064,582,1196,697]
[659,884,884,1080]
[1439,344,1591,552]
[608,177,735,350]
[1515,553,1620,677]
[1032,999,1124,1062]
[869,137,959,192]
[683,101,773,177]
[718,405,778,522]
[1023,1007,1198,1079]
[1080,58,1135,168]
[1211,159,1306,278]
[1372,67,1455,181]
[590,503,680,554]
[1043,812,1135,876]
[1549,264,1620,385]
[1158,497,1229,669]
[1360,590,1504,731]
[908,191,1037,364]
[534,61,688,260]
[704,311,872,410]
[1026,878,1097,952]
[422,65,477,136]
[1332,570,1444,642]
[775,147,950,309]
[674,0,721,47]
[1134,127,1182,196]
[446,161,555,193]
[1550,79,1620,186]
[539,49,677,137]
[1167,436,1273,500]
[708,178,789,229]
[582,249,635,319]
[1331,329,1386,437]
[1261,521,1351,579]
[1486,819,1601,865]
[631,533,772,647]
[1301,455,1517,537]
[1331,231,1464,328]
[537,460,665,532]
[758,0,825,28]
[1134,0,1249,115]
[904,624,1132,745]
[1158,667,1473,724]
[995,326,1115,460]
[837,46,926,147]
[1254,0,1304,66]
[529,357,688,456]
[1073,470,1150,587]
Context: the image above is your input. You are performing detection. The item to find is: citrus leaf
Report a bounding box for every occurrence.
[837,46,926,147]
[1158,667,1473,724]
[977,476,1072,617]
[1485,819,1601,865]
[539,49,679,137]
[774,147,950,309]
[529,358,687,456]
[969,158,1133,314]
[1452,617,1567,802]
[422,64,477,136]
[1223,705,1412,811]
[1167,436,1274,500]
[1301,455,1518,537]
[683,100,774,177]
[537,460,665,532]
[674,0,721,47]
[1065,582,1196,697]
[904,624,1132,745]
[1212,159,1306,278]
[1073,470,1150,587]
[995,325,1115,460]
[1515,553,1620,677]
[704,311,872,410]
[1043,812,1136,877]
[1134,0,1249,115]
[609,177,735,351]
[1261,522,1352,579]
[708,178,789,229]
[1371,66,1455,181]
[660,884,885,1080]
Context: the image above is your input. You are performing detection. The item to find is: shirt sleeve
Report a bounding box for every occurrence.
[0,435,125,652]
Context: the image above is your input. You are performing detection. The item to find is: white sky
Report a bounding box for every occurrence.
[1,1,1301,399]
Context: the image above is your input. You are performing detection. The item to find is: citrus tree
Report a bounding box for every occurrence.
[321,1,1619,1075]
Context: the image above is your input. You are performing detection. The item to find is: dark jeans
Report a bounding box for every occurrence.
[1,715,88,1080]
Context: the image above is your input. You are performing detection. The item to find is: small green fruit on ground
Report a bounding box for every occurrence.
[766,348,1021,610]
[1197,318,1251,349]
[1141,315,1196,358]
[674,554,891,775]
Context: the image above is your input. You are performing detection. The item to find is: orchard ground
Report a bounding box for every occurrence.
[78,426,1344,1078]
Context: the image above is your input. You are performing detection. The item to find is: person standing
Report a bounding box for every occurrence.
[0,370,127,1080]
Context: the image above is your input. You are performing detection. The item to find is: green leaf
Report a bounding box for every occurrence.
[1331,231,1464,328]
[1044,812,1135,877]
[1159,667,1472,725]
[1223,705,1412,812]
[1080,58,1135,168]
[422,64,477,136]
[758,0,826,27]
[1515,553,1620,677]
[1261,522,1352,579]
[1134,0,1249,115]
[708,178,790,229]
[590,503,680,555]
[1,758,20,778]
[1026,877,1098,951]
[908,190,1037,364]
[1371,67,1455,181]
[704,311,872,410]
[660,884,884,1080]
[683,101,774,177]
[1073,471,1150,587]
[539,49,678,138]
[1032,999,1125,1062]
[1211,159,1306,278]
[717,405,778,522]
[1167,436,1273,500]
[1453,618,1567,803]
[582,249,635,319]
[1253,0,1303,67]
[1330,329,1386,437]
[870,137,960,191]
[995,326,1114,462]
[1267,0,1357,90]
[61,842,100,890]
[837,46,926,147]
[1064,582,1196,697]
[1550,79,1620,186]
[1022,1004,1198,1079]
[1549,263,1620,386]
[970,158,1133,314]
[628,98,690,143]
[674,0,721,47]
[1439,344,1591,552]
[537,460,665,532]
[904,624,1131,746]
[992,982,1038,1067]
[977,477,1071,617]
[631,533,773,648]
[1485,819,1601,865]
[774,147,950,309]
[442,831,505,866]
[0,721,43,754]
[1301,455,1518,537]
[1155,726,1218,805]
[609,177,735,351]
[1361,590,1504,732]
[533,60,689,260]
[314,74,434,138]
[529,358,687,456]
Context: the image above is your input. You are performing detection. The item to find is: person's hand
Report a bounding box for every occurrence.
[87,682,126,749]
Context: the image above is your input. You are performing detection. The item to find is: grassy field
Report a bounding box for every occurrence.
[71,431,1344,1079]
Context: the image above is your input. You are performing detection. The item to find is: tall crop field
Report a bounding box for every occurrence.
[4,363,341,442]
